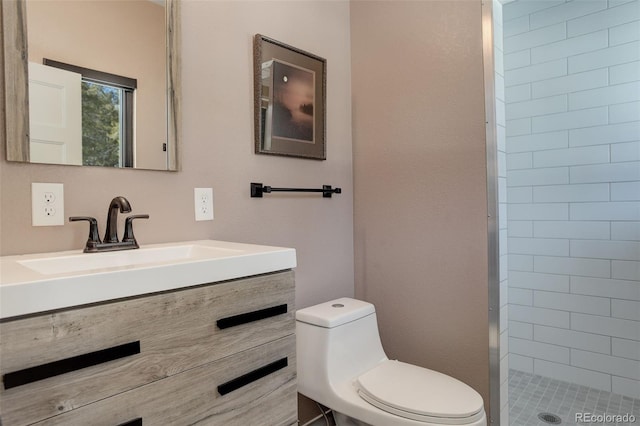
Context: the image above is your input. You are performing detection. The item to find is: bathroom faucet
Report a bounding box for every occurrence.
[104,196,132,243]
[69,196,149,253]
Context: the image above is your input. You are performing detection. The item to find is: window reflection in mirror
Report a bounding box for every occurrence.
[25,0,167,169]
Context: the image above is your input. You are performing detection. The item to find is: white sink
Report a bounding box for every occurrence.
[17,244,242,275]
[0,240,296,319]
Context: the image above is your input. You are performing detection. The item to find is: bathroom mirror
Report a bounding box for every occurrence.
[2,0,181,171]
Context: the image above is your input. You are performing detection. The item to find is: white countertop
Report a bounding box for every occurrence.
[0,240,296,319]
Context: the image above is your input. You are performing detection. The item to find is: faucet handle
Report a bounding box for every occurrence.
[122,214,150,246]
[69,216,102,252]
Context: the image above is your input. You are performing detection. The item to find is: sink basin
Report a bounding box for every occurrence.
[0,240,296,319]
[17,244,242,275]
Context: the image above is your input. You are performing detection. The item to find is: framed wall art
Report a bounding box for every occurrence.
[254,34,326,160]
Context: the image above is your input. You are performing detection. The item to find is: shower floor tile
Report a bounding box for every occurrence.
[509,370,640,426]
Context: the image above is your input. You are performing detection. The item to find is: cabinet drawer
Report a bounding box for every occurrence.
[33,334,297,426]
[0,270,294,425]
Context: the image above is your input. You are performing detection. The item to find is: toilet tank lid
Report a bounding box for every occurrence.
[296,297,375,328]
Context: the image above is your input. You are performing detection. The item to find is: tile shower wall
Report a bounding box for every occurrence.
[503,0,640,399]
[493,1,510,425]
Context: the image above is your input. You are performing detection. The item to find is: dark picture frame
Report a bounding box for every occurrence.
[254,34,326,160]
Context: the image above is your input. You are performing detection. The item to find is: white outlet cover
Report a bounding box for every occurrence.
[32,183,64,226]
[194,187,214,221]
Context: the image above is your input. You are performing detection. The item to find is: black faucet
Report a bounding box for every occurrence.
[70,196,149,253]
[104,196,132,243]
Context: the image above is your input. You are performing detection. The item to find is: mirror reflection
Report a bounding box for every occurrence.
[4,0,179,171]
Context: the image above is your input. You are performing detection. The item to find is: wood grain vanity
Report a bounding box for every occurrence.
[0,246,297,426]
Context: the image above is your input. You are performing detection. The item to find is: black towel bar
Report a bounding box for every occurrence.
[251,182,341,198]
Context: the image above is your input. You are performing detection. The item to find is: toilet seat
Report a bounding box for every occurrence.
[355,360,485,425]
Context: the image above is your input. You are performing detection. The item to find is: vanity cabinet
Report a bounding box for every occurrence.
[0,270,297,426]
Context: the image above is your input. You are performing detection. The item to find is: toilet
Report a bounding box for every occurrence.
[296,298,487,426]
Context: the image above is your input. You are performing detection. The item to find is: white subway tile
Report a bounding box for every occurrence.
[530,0,608,30]
[507,152,533,170]
[533,183,610,202]
[508,221,533,238]
[497,124,506,152]
[570,121,640,146]
[572,312,640,340]
[508,203,569,220]
[569,81,640,111]
[510,288,534,305]
[510,304,571,327]
[612,182,640,202]
[613,337,640,360]
[507,118,532,137]
[571,202,640,220]
[510,271,570,292]
[510,237,570,256]
[495,74,505,102]
[612,222,640,241]
[509,254,534,272]
[571,239,640,261]
[532,107,608,133]
[610,20,640,45]
[612,260,640,280]
[534,221,610,240]
[569,41,640,73]
[495,47,505,77]
[531,69,609,99]
[498,178,507,203]
[534,146,610,168]
[534,291,611,315]
[612,376,640,399]
[500,304,509,334]
[508,168,570,186]
[532,30,609,64]
[511,337,571,363]
[496,99,506,127]
[504,15,530,38]
[506,84,532,103]
[495,23,504,53]
[572,349,640,380]
[510,354,534,373]
[500,327,509,359]
[571,276,640,300]
[500,229,508,257]
[500,256,509,288]
[504,50,531,72]
[610,60,640,84]
[534,256,611,278]
[507,187,533,203]
[510,321,534,339]
[534,325,611,354]
[570,162,640,183]
[610,102,640,124]
[499,203,508,230]
[506,58,567,87]
[534,359,612,391]
[611,142,640,163]
[504,22,567,53]
[507,131,568,153]
[568,1,640,37]
[613,300,640,321]
[504,0,565,21]
[506,95,567,120]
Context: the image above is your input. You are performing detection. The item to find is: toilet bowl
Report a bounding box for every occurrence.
[296,298,487,426]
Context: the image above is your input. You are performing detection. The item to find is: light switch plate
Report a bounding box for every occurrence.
[32,183,64,226]
[194,188,214,221]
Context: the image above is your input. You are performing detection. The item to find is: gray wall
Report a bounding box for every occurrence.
[351,0,491,415]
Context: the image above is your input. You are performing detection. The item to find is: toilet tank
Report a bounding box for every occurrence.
[296,298,388,400]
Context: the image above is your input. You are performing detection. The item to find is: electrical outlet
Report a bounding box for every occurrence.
[32,183,64,226]
[194,188,214,221]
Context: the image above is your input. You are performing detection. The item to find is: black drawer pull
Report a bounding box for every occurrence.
[216,304,287,329]
[3,341,140,390]
[218,357,288,396]
[118,419,142,426]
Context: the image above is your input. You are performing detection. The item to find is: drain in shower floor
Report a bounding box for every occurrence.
[537,413,562,424]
